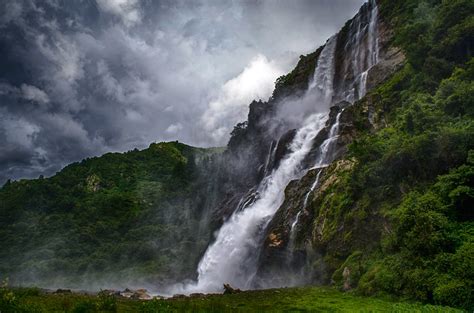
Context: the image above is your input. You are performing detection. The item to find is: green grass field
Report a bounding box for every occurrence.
[1,286,464,312]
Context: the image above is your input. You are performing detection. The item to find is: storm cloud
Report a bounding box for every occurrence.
[0,0,364,183]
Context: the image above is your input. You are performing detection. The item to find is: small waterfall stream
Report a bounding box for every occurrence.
[287,109,343,253]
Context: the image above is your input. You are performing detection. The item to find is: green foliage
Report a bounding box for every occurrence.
[307,1,474,309]
[273,49,321,97]
[332,251,366,289]
[97,291,117,312]
[0,142,222,288]
[1,279,19,313]
[72,301,98,313]
[379,0,473,91]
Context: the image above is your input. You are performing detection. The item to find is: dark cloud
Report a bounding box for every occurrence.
[0,0,364,183]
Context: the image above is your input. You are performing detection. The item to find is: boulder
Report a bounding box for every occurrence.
[119,288,151,300]
[223,283,241,294]
[130,289,152,300]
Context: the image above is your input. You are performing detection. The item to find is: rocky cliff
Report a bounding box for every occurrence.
[209,0,405,288]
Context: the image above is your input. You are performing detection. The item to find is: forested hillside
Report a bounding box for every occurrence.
[0,142,223,289]
[294,0,474,309]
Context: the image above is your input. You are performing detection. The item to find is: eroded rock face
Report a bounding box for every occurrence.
[367,47,405,91]
[254,174,314,287]
[251,1,406,289]
[206,0,406,291]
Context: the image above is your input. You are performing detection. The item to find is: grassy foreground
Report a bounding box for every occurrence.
[1,286,464,313]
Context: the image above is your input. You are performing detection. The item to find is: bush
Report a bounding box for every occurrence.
[97,291,117,312]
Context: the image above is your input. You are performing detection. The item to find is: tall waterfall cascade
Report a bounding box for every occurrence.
[174,0,381,294]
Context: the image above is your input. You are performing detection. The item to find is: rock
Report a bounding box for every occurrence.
[367,47,405,91]
[118,288,151,300]
[223,283,241,294]
[189,293,205,298]
[268,232,283,247]
[54,288,72,294]
[119,289,134,298]
[130,289,152,300]
[171,294,188,299]
[343,267,351,291]
[273,129,297,169]
[99,289,119,296]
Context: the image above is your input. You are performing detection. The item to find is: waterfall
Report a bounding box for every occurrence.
[185,113,328,293]
[356,0,379,100]
[288,109,343,249]
[289,169,322,246]
[283,0,381,278]
[309,35,337,107]
[172,32,342,294]
[263,140,278,177]
[317,110,343,167]
[170,0,381,295]
[337,0,380,103]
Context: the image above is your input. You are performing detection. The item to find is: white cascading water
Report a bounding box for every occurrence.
[309,35,337,105]
[288,0,380,247]
[189,113,328,292]
[175,34,340,294]
[171,0,381,294]
[288,109,343,243]
[346,0,380,102]
[316,110,343,167]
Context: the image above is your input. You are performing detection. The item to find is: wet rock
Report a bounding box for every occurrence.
[268,232,283,247]
[367,47,405,91]
[223,283,241,294]
[273,129,297,169]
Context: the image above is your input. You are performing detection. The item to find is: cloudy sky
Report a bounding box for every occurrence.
[0,0,365,183]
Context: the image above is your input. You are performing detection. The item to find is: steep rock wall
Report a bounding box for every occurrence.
[253,0,406,287]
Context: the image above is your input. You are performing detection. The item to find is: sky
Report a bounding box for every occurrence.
[0,0,365,183]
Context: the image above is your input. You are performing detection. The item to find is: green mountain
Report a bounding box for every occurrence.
[0,142,224,289]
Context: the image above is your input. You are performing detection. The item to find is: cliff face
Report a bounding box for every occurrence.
[212,0,405,288]
[240,0,474,308]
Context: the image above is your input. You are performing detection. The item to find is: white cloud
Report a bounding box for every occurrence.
[201,54,284,144]
[1,113,39,149]
[166,123,183,134]
[97,0,141,27]
[20,84,50,104]
[0,0,366,182]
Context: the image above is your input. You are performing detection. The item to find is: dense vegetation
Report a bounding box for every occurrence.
[0,284,462,313]
[0,142,222,288]
[310,0,473,309]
